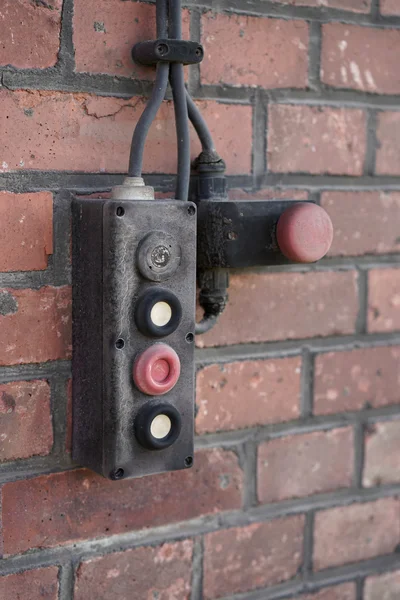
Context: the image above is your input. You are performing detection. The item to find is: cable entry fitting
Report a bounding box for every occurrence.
[128,0,228,333]
[191,151,229,334]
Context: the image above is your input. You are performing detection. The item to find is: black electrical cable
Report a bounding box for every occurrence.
[156,0,168,38]
[186,92,215,152]
[129,0,216,180]
[162,0,214,155]
[169,0,224,330]
[129,80,215,179]
[127,0,225,335]
[128,0,168,178]
[170,66,190,200]
[168,0,181,39]
[169,0,190,201]
[195,314,218,335]
[128,64,169,178]
[167,0,226,334]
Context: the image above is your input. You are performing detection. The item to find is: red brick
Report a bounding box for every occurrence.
[376,112,400,175]
[268,105,366,175]
[0,286,71,366]
[201,13,308,88]
[363,421,400,487]
[0,0,62,69]
[75,540,193,600]
[0,192,53,272]
[196,271,358,347]
[321,192,400,257]
[199,102,252,174]
[74,0,190,78]
[196,357,301,434]
[321,23,400,94]
[0,90,251,175]
[300,585,356,600]
[258,428,353,504]
[203,516,304,598]
[368,269,400,333]
[313,498,400,570]
[2,449,242,555]
[270,0,370,11]
[365,571,400,600]
[381,0,400,15]
[228,188,309,200]
[314,347,400,415]
[0,380,53,462]
[0,567,59,600]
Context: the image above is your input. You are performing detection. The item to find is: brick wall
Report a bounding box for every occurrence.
[0,1,400,599]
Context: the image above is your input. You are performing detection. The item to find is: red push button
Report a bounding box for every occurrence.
[133,344,181,395]
[276,203,333,263]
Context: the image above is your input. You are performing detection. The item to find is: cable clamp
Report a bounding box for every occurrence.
[132,39,204,66]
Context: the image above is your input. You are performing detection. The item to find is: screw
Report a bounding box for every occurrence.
[185,332,194,343]
[112,468,124,480]
[195,46,203,58]
[157,43,169,56]
[227,231,238,241]
[116,206,125,217]
[184,456,193,468]
[187,205,196,216]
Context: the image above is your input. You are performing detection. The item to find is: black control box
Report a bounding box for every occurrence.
[72,197,197,479]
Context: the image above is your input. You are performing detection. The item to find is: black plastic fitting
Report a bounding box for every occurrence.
[132,39,204,66]
[198,269,229,319]
[191,150,230,335]
[191,150,227,202]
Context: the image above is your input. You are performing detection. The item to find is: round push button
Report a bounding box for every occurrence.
[133,343,181,395]
[135,288,182,338]
[276,203,333,263]
[151,302,172,327]
[135,402,182,450]
[150,413,172,439]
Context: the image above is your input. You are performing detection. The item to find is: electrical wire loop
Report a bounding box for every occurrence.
[129,0,225,333]
[129,0,216,198]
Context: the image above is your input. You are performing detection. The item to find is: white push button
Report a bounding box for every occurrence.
[150,301,172,327]
[150,414,172,439]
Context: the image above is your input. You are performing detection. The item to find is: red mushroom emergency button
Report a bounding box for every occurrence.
[133,343,181,395]
[276,202,334,263]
